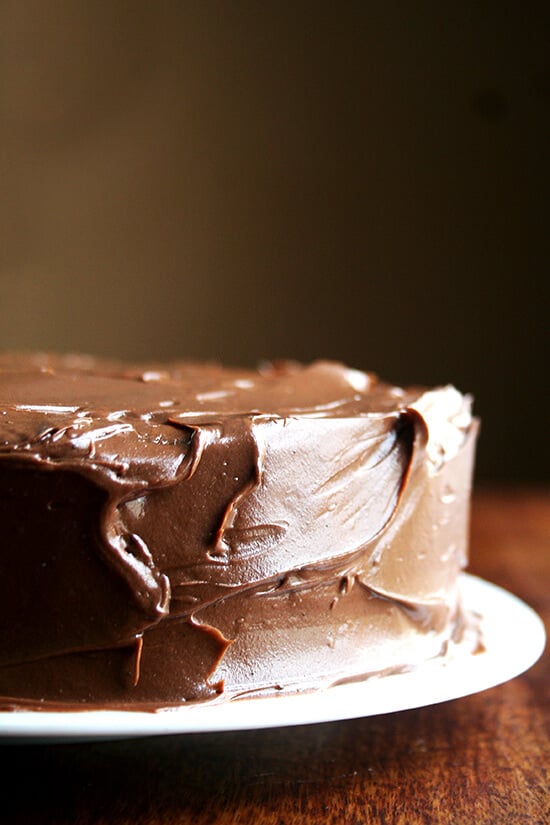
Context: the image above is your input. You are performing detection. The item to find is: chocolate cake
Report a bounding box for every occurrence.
[0,354,478,709]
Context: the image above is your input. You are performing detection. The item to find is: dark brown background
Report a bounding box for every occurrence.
[0,2,548,481]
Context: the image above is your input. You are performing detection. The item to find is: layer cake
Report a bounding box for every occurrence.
[0,354,478,709]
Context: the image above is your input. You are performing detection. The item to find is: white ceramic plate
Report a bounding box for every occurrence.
[0,574,545,742]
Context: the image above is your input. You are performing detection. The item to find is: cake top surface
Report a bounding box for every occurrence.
[0,352,420,421]
[0,353,472,478]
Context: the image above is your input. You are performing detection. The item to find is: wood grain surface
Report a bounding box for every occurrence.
[1,488,548,825]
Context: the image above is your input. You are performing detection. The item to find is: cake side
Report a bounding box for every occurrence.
[0,355,479,708]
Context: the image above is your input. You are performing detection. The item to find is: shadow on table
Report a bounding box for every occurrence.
[0,688,521,825]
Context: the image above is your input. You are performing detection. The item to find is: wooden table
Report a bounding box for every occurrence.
[1,489,548,824]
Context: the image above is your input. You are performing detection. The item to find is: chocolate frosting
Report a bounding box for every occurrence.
[0,354,478,709]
